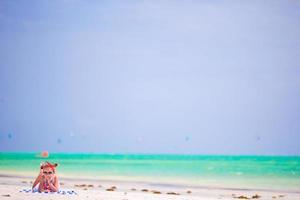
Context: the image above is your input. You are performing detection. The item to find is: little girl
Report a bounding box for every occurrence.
[32,161,59,192]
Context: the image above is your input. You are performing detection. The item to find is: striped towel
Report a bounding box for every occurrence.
[20,188,77,195]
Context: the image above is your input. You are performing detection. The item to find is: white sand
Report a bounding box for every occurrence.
[0,175,299,200]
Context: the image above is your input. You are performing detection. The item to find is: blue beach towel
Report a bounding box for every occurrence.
[20,188,77,195]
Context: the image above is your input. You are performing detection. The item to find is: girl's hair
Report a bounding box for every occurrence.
[40,161,58,172]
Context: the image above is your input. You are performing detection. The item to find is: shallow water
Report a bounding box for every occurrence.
[0,153,299,191]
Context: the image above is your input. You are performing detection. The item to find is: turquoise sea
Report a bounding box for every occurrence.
[0,153,299,191]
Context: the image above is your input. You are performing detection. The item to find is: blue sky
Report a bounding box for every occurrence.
[0,0,299,154]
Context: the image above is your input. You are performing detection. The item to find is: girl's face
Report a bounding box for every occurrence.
[42,166,54,177]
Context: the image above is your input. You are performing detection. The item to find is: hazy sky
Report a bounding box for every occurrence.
[0,0,299,155]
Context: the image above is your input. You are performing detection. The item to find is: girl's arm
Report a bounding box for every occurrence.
[32,166,43,190]
[32,174,42,189]
[48,176,59,192]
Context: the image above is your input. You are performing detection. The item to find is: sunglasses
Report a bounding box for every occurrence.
[43,171,53,175]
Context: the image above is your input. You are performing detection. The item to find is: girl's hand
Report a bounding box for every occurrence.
[45,175,53,183]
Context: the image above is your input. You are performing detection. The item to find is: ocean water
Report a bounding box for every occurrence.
[0,153,299,191]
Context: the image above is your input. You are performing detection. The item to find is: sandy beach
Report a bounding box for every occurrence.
[1,174,299,200]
